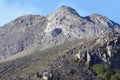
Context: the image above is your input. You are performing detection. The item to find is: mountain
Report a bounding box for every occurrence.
[0,6,120,60]
[0,5,120,80]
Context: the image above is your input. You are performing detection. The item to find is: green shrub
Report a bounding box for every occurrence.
[103,70,113,80]
[111,72,120,80]
[92,64,120,80]
[92,64,113,80]
[111,75,118,80]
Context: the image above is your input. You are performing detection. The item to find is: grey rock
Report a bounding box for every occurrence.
[0,15,46,59]
[0,5,120,60]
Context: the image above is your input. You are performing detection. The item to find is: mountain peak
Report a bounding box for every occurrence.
[57,5,80,16]
[58,5,72,10]
[87,13,115,27]
[90,13,104,17]
[89,13,108,20]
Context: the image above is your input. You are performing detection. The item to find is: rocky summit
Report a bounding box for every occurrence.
[0,5,120,80]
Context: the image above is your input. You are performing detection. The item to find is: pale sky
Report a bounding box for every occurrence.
[0,0,120,26]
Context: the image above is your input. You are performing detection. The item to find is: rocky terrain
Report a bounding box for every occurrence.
[0,5,120,80]
[0,31,119,80]
[0,5,120,60]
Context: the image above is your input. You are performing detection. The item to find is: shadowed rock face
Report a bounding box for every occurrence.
[0,5,120,60]
[52,28,62,37]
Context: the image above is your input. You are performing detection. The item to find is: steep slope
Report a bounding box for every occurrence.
[0,39,81,80]
[0,31,119,80]
[0,5,120,61]
[86,13,120,33]
[0,15,46,59]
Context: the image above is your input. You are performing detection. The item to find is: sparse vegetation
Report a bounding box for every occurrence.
[92,64,120,80]
[110,71,120,80]
[0,39,81,80]
[92,64,112,80]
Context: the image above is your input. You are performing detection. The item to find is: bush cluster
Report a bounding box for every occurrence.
[92,64,120,80]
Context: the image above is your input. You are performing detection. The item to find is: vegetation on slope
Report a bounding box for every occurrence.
[92,64,120,80]
[0,39,81,80]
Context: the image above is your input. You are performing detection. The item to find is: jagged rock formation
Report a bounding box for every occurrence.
[4,32,119,80]
[72,32,120,69]
[0,5,120,60]
[0,5,120,80]
[43,33,120,79]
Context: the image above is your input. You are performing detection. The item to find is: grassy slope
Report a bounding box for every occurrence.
[0,39,82,80]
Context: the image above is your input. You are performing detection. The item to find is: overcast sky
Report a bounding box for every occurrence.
[0,0,120,26]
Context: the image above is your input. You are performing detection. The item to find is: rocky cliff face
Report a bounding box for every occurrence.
[0,5,120,61]
[40,33,120,79]
[4,31,119,80]
[73,32,120,69]
[0,15,46,59]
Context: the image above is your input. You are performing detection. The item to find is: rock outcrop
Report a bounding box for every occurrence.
[0,30,120,80]
[0,5,120,62]
[73,33,120,69]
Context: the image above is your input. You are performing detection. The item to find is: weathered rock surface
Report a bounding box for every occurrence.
[0,15,46,59]
[76,33,120,69]
[0,5,120,61]
[6,32,120,80]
